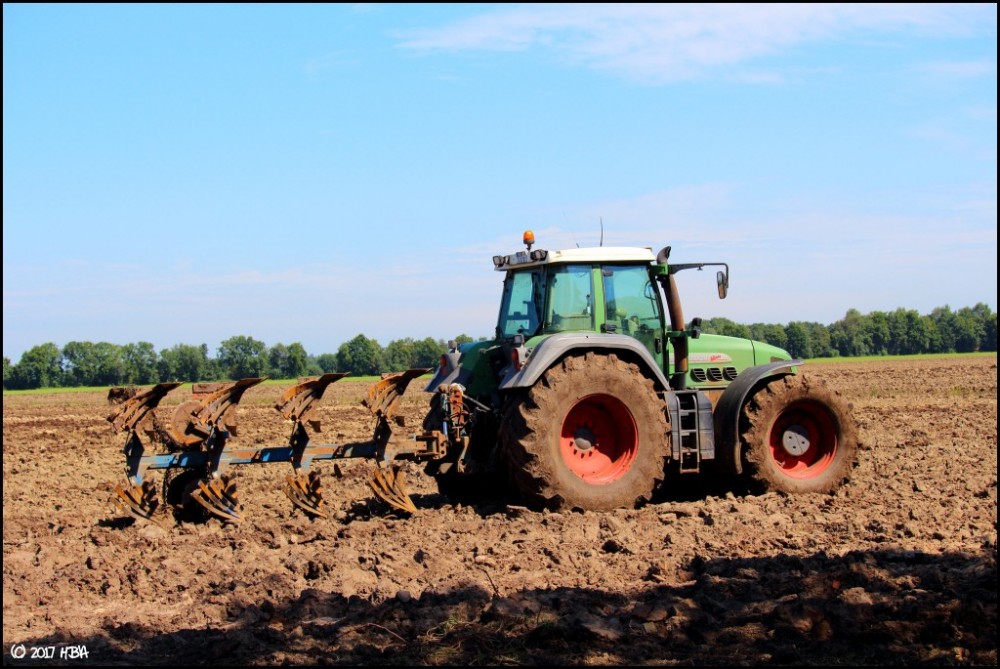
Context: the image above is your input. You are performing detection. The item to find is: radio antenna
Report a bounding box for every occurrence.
[600,217,604,247]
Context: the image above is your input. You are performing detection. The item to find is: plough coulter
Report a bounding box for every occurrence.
[108,369,437,523]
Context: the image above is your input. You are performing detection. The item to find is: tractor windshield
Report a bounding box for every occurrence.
[497,270,545,338]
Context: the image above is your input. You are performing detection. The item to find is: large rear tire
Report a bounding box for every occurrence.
[501,353,670,511]
[740,374,858,494]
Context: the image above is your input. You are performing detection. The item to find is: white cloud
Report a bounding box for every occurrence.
[396,3,996,84]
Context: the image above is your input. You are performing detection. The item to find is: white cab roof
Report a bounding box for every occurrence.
[547,247,656,263]
[495,246,656,271]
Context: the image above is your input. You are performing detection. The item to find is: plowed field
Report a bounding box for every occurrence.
[3,356,996,665]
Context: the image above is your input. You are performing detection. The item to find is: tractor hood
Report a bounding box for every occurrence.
[751,339,794,365]
[678,333,791,388]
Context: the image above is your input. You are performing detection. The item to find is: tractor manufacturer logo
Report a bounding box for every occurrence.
[668,353,733,364]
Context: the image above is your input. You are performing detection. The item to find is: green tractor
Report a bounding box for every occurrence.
[109,231,858,522]
[421,231,858,510]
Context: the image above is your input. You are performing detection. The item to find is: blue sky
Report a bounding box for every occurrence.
[3,4,996,361]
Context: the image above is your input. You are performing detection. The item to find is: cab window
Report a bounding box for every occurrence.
[603,265,661,334]
[544,264,594,332]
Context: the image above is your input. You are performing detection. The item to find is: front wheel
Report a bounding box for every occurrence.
[501,353,670,511]
[740,374,858,494]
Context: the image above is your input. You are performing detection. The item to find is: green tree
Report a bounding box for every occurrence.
[411,337,445,369]
[384,338,415,371]
[784,322,813,359]
[983,309,997,352]
[268,342,309,379]
[284,342,309,379]
[8,343,63,389]
[336,334,383,376]
[62,341,128,386]
[954,306,986,353]
[829,309,871,357]
[98,341,129,385]
[929,306,958,352]
[304,356,324,376]
[804,322,835,358]
[123,341,159,384]
[887,308,931,355]
[218,336,268,379]
[748,323,788,351]
[2,356,11,388]
[315,353,339,373]
[62,341,99,386]
[159,343,212,382]
[268,343,290,378]
[865,311,891,355]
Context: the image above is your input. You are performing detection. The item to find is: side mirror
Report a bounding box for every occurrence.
[716,270,729,299]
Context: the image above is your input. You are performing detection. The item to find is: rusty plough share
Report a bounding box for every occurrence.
[107,369,438,523]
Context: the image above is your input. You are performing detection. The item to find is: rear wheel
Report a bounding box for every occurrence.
[501,353,670,510]
[740,374,858,493]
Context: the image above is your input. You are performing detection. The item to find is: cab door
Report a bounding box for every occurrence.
[601,265,665,371]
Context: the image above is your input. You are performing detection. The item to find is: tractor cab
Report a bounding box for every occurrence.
[493,232,668,374]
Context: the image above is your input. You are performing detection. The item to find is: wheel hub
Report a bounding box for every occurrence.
[573,426,596,452]
[781,424,811,456]
[767,399,840,480]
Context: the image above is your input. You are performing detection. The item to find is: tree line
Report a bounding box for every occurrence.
[699,303,996,359]
[2,334,476,391]
[3,304,995,390]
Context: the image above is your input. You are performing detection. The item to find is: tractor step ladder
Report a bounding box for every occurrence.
[667,390,714,473]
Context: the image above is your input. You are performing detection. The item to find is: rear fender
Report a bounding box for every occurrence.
[499,333,670,391]
[713,359,802,476]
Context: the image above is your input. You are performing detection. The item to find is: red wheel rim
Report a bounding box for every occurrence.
[767,399,838,479]
[559,394,638,484]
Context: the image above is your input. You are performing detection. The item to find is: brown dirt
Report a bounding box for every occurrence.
[3,356,997,666]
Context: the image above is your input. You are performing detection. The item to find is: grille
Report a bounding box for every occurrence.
[690,366,739,383]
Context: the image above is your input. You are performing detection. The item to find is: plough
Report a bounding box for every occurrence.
[108,369,444,523]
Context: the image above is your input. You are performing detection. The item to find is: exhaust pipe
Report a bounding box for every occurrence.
[657,247,688,390]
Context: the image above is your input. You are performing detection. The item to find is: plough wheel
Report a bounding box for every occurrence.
[188,474,242,523]
[369,464,417,514]
[113,480,159,521]
[284,471,327,518]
